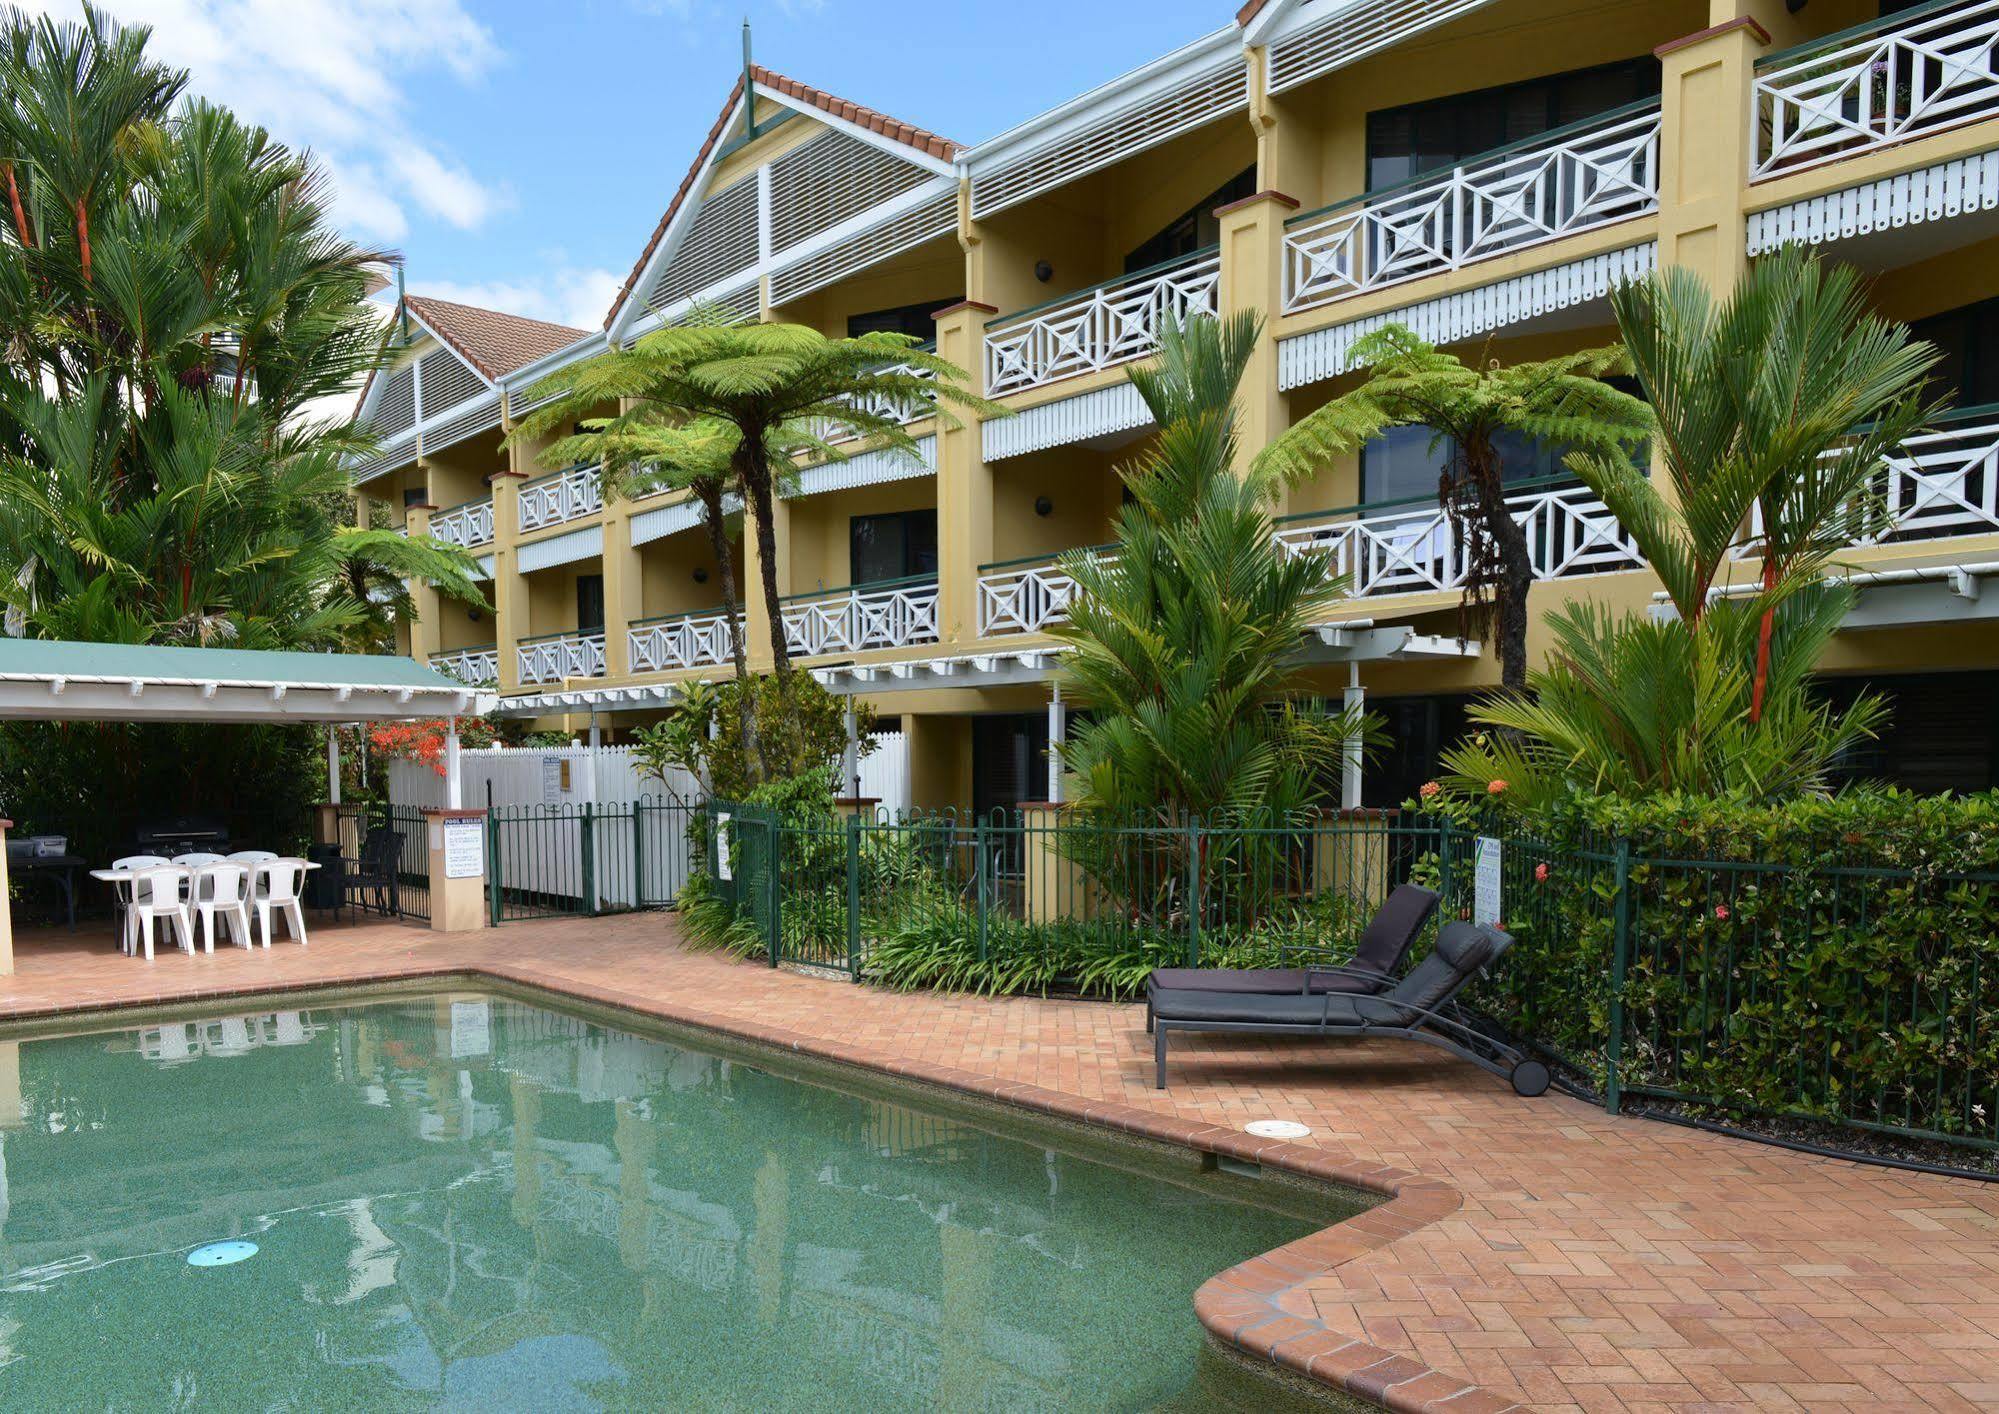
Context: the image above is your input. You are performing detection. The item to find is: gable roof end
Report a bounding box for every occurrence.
[401,295,588,383]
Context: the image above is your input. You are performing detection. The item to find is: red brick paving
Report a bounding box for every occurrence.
[4,914,1998,1412]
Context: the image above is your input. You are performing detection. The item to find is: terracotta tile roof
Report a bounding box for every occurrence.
[1237,0,1271,22]
[401,295,588,383]
[604,65,962,330]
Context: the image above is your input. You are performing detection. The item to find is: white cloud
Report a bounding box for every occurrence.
[397,261,625,333]
[19,0,508,242]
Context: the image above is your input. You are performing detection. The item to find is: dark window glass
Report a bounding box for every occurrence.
[1124,166,1257,273]
[1365,58,1660,191]
[1908,295,1999,408]
[575,574,605,633]
[972,712,1051,825]
[403,487,427,508]
[849,509,938,585]
[847,299,962,340]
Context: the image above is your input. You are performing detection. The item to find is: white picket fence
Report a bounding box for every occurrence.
[384,734,909,913]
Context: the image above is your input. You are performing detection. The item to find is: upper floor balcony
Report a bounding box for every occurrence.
[430,644,500,687]
[1282,99,1662,318]
[840,345,939,428]
[985,248,1220,399]
[1753,0,1999,182]
[518,464,603,535]
[781,575,939,658]
[627,608,735,674]
[430,495,495,550]
[518,629,607,685]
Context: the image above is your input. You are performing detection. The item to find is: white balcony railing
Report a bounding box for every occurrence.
[1283,101,1662,315]
[843,353,939,424]
[976,553,1109,636]
[627,610,735,673]
[517,631,607,685]
[518,464,603,534]
[1745,412,1999,551]
[781,579,939,657]
[1273,482,1642,599]
[429,645,499,686]
[1753,0,1999,180]
[985,249,1221,398]
[430,497,494,549]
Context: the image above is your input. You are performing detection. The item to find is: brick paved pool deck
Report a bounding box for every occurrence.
[3,912,1996,1412]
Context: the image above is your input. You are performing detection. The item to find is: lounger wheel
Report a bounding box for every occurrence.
[1509,1059,1550,1098]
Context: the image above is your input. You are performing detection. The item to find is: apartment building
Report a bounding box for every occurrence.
[354,0,1999,811]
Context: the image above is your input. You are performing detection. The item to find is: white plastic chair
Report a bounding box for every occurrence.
[172,852,225,868]
[128,866,195,961]
[190,862,252,952]
[254,859,309,948]
[110,855,170,953]
[230,850,279,902]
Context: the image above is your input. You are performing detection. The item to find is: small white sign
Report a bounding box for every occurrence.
[540,756,564,805]
[443,815,484,879]
[449,1000,491,1059]
[714,811,732,883]
[1474,835,1503,927]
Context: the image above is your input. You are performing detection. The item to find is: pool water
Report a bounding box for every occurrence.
[0,993,1354,1410]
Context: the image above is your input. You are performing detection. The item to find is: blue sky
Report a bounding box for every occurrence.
[56,0,1236,331]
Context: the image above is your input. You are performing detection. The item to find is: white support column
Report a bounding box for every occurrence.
[1342,665,1364,811]
[841,700,860,797]
[587,710,602,804]
[445,718,463,811]
[1047,682,1066,805]
[326,726,342,806]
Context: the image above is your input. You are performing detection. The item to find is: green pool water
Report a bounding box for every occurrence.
[0,991,1360,1410]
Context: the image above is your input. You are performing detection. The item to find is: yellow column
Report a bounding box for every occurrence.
[932,299,999,646]
[1216,190,1302,485]
[1245,45,1323,208]
[602,509,642,680]
[1018,801,1094,925]
[1654,16,1771,298]
[405,492,444,666]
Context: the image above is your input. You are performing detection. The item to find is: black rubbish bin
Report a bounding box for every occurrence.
[306,843,344,911]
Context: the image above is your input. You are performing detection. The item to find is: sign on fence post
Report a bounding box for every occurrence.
[443,816,485,879]
[1473,836,1503,927]
[540,756,564,805]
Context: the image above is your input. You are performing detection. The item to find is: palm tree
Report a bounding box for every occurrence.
[1259,327,1651,690]
[1051,313,1370,820]
[1439,247,1939,806]
[514,318,997,681]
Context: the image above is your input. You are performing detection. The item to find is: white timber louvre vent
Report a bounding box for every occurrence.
[669,281,761,326]
[1267,0,1497,94]
[970,56,1248,220]
[417,347,485,417]
[1746,149,1999,254]
[420,397,502,457]
[366,366,415,440]
[648,175,759,311]
[769,193,959,308]
[769,131,932,252]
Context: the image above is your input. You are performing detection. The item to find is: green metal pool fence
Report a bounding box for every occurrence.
[484,791,702,923]
[700,803,1999,1160]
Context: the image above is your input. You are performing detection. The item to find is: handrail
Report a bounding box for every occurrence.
[1755,0,1968,70]
[778,572,939,606]
[976,543,1118,575]
[431,493,492,518]
[519,461,599,491]
[984,244,1222,330]
[517,627,605,646]
[1272,473,1583,528]
[1283,96,1663,230]
[432,642,498,654]
[630,606,731,627]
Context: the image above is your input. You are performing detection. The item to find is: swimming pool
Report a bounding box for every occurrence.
[0,989,1364,1409]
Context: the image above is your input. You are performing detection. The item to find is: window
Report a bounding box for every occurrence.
[973,712,1052,824]
[575,574,605,634]
[1124,166,1256,274]
[1365,59,1660,192]
[847,299,962,341]
[849,509,937,586]
[1908,295,1999,409]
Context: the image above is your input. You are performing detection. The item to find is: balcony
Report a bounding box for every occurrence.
[1745,407,1999,551]
[1753,0,1999,181]
[517,630,607,685]
[430,496,494,549]
[1282,100,1662,316]
[628,609,736,673]
[985,248,1221,398]
[430,644,499,686]
[518,464,603,535]
[975,549,1107,637]
[781,576,939,657]
[841,345,939,426]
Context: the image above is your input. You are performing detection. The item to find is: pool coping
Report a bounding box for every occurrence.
[0,961,1511,1414]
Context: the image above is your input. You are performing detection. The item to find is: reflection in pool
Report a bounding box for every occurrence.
[0,994,1357,1409]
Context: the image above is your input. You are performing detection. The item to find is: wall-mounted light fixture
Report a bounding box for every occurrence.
[1034,260,1054,284]
[1034,496,1054,517]
[692,567,710,585]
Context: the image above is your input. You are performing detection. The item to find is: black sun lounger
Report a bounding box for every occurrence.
[1144,883,1440,1027]
[1148,920,1550,1096]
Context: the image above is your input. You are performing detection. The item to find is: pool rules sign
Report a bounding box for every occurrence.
[1473,836,1503,928]
[443,816,484,879]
